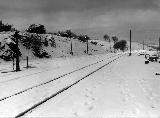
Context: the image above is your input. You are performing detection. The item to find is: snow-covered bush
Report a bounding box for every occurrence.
[0,49,13,61]
[43,38,49,47]
[90,41,97,45]
[21,33,50,58]
[56,30,77,39]
[77,35,90,42]
[0,33,22,61]
[0,20,16,32]
[26,24,46,34]
[47,35,56,48]
[113,40,127,51]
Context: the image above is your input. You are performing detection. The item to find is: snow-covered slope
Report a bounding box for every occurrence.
[0,32,107,62]
[0,31,153,63]
[127,41,150,51]
[89,40,151,52]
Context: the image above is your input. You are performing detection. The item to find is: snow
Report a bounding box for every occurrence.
[0,32,107,63]
[25,54,160,117]
[89,39,114,51]
[0,53,116,117]
[0,52,160,117]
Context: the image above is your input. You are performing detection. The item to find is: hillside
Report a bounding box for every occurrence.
[89,40,151,52]
[0,31,153,63]
[0,32,107,62]
[127,41,151,51]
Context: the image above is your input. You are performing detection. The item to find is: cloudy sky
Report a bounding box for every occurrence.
[1,0,160,42]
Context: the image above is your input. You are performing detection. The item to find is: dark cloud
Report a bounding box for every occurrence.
[0,0,159,13]
[0,0,159,21]
[0,0,160,42]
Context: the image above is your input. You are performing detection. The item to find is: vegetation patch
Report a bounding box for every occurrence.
[20,33,50,58]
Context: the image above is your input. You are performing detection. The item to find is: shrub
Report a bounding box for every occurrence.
[43,38,49,47]
[77,35,90,42]
[112,36,118,44]
[90,41,97,45]
[21,33,50,58]
[21,33,42,50]
[31,35,42,54]
[26,24,46,34]
[49,37,56,48]
[9,32,22,56]
[103,34,110,42]
[20,33,32,49]
[0,20,13,32]
[0,49,13,61]
[7,42,21,57]
[33,49,51,58]
[21,33,42,56]
[56,30,77,39]
[40,49,51,58]
[65,30,77,38]
[113,40,127,51]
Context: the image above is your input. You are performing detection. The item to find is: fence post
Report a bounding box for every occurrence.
[13,57,14,71]
[159,37,160,51]
[27,56,29,69]
[70,40,73,55]
[129,29,132,56]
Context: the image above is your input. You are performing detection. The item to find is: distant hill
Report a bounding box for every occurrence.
[74,27,160,45]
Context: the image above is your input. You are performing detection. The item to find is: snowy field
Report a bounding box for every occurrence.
[0,52,160,117]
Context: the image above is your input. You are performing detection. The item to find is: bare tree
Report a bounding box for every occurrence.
[112,36,118,44]
[103,34,111,51]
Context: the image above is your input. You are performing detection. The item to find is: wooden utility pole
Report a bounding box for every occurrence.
[129,29,132,56]
[143,40,144,50]
[84,35,89,54]
[70,40,73,55]
[87,39,89,54]
[26,56,29,69]
[13,57,15,71]
[14,31,21,72]
[159,37,160,51]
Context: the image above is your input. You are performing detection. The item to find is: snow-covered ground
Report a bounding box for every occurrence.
[26,54,160,117]
[0,53,119,117]
[1,52,160,117]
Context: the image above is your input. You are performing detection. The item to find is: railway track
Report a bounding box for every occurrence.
[0,54,115,84]
[0,54,121,102]
[0,53,125,117]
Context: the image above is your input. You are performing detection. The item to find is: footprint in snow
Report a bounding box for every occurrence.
[85,94,89,98]
[93,86,96,88]
[98,82,102,85]
[122,98,126,102]
[73,112,79,117]
[89,91,93,94]
[150,104,156,108]
[84,102,89,106]
[88,106,94,111]
[85,88,89,91]
[91,97,95,101]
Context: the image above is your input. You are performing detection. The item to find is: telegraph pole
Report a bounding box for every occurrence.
[143,40,144,50]
[129,29,132,56]
[85,35,89,54]
[159,37,160,51]
[13,57,15,71]
[26,56,29,69]
[14,31,21,72]
[70,40,73,55]
[87,38,89,54]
